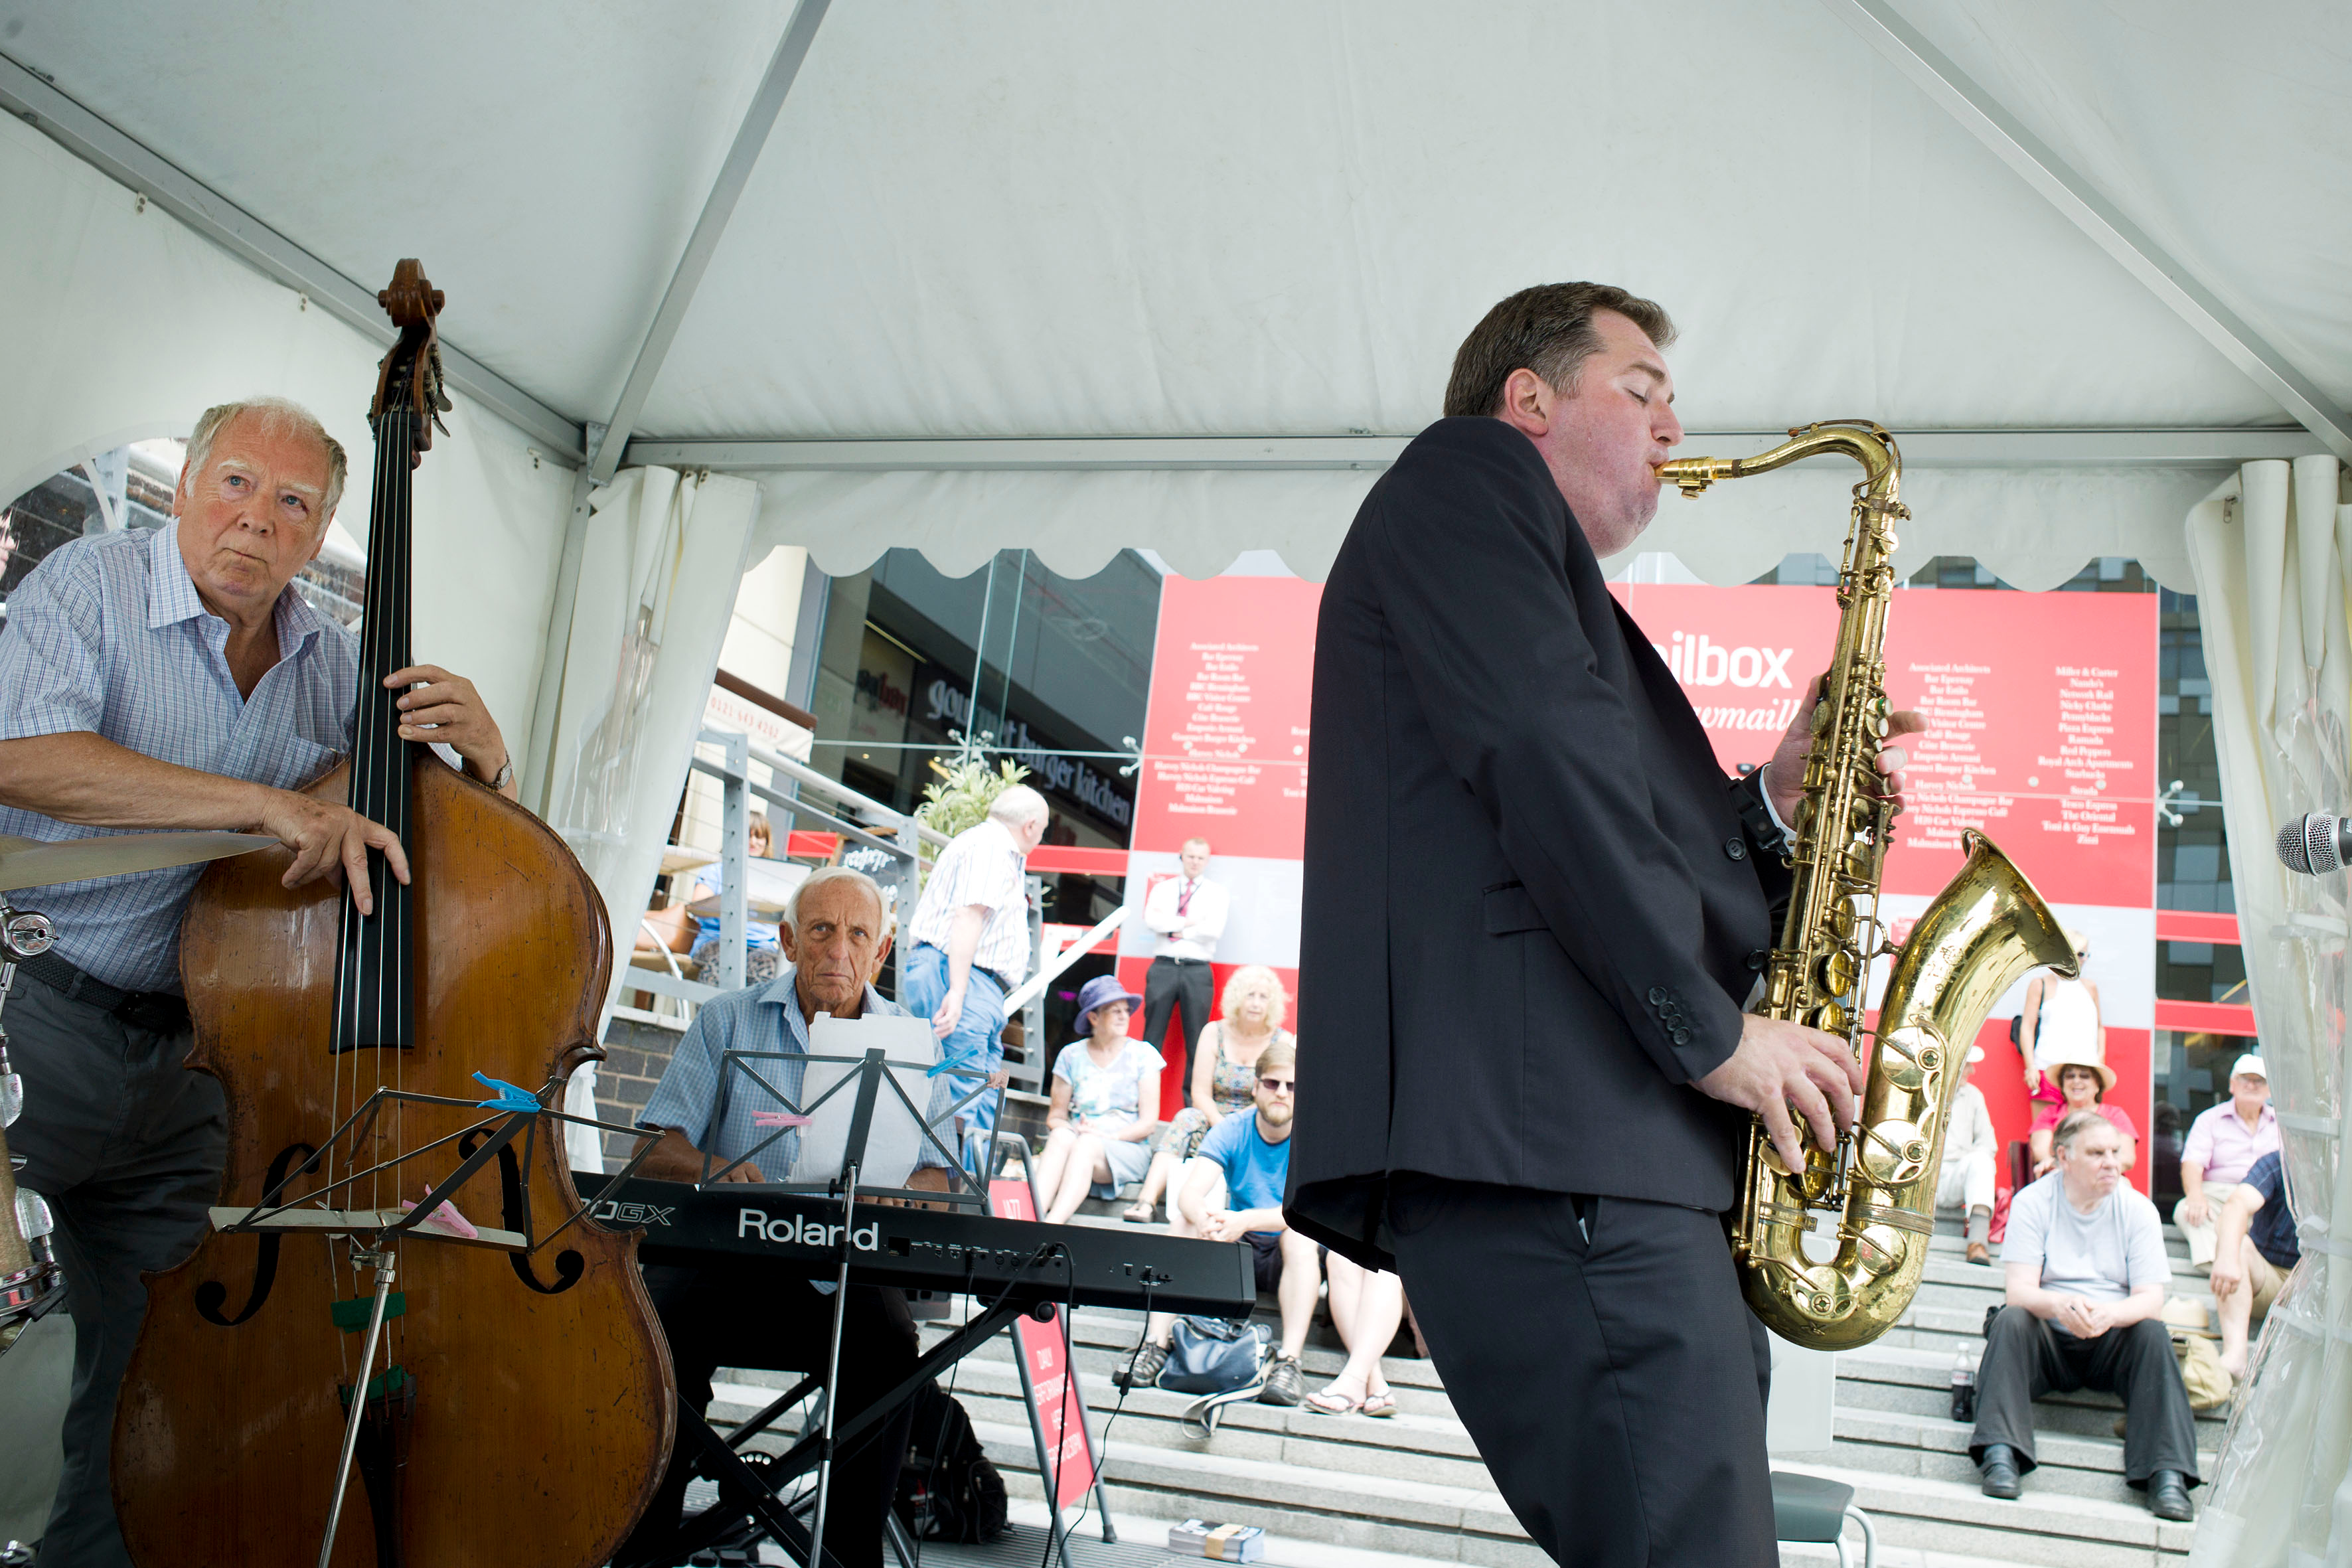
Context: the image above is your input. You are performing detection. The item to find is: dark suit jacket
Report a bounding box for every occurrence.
[1285,417,1793,1270]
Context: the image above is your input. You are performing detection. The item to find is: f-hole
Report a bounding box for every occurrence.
[458,1130,584,1296]
[195,1142,319,1326]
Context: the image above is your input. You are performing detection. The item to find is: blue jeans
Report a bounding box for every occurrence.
[900,943,1009,1170]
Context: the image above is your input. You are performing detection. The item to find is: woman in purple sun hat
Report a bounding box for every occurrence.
[1030,973,1162,1223]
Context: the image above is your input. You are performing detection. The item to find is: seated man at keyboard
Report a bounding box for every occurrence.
[619,865,949,1568]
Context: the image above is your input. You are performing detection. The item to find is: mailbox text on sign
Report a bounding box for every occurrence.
[1612,579,2160,1190]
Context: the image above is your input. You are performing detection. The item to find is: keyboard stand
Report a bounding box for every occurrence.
[625,1046,1019,1568]
[622,1295,1030,1567]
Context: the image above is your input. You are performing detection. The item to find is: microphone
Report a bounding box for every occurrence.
[2277,813,2352,876]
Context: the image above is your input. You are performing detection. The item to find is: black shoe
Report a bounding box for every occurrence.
[1114,1340,1168,1391]
[2148,1470,2195,1522]
[1979,1443,2023,1500]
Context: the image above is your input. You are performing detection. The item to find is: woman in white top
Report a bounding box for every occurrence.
[1033,974,1164,1224]
[2018,929,2104,1111]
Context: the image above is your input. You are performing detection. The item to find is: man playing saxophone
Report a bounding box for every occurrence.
[1287,283,1923,1565]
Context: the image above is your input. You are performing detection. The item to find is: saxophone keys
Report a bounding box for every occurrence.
[1853,1223,1907,1278]
[1857,1118,1930,1186]
[1816,949,1857,997]
[1875,1024,1944,1091]
[1808,1000,1849,1035]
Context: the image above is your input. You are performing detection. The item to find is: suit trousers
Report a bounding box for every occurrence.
[4,974,226,1568]
[617,1265,920,1568]
[1141,956,1212,1097]
[1387,1174,1775,1567]
[1970,1305,2199,1486]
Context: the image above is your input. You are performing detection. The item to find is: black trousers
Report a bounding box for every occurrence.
[1970,1304,2200,1486]
[1386,1174,1775,1567]
[5,973,224,1568]
[1141,956,1213,1093]
[617,1264,921,1568]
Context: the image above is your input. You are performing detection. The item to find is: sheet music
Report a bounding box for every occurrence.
[787,1012,945,1188]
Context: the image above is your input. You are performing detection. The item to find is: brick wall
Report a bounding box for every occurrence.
[595,1017,688,1166]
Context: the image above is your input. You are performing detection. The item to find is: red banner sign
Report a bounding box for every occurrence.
[988,1178,1101,1512]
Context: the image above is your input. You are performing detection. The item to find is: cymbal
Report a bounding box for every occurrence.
[0,830,278,895]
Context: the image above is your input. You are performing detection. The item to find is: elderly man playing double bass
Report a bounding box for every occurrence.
[0,397,514,1567]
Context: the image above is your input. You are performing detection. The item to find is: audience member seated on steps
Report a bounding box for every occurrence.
[1030,974,1162,1224]
[2027,1050,2137,1179]
[1305,1250,1405,1417]
[1972,1109,2197,1522]
[687,812,784,987]
[1119,1039,1314,1406]
[1939,1043,1998,1264]
[1126,965,1290,1223]
[2175,1053,2278,1272]
[2212,1149,2298,1383]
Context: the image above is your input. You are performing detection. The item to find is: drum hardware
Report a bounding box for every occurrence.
[0,899,64,1355]
[0,829,275,896]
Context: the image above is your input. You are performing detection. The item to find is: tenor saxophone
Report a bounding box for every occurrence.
[1658,421,2078,1350]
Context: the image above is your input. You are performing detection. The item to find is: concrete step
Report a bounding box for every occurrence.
[976,1415,1549,1568]
[938,1356,1495,1493]
[1788,1406,2217,1503]
[1772,1460,2193,1567]
[1834,1344,2229,1443]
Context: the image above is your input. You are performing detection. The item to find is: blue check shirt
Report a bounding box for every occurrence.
[640,969,952,1176]
[0,523,358,992]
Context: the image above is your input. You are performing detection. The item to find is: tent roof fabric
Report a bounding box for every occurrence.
[4,1,2343,587]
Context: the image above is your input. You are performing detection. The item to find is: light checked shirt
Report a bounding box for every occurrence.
[2182,1100,2281,1186]
[904,819,1031,984]
[0,522,357,992]
[1144,872,1228,963]
[639,969,948,1174]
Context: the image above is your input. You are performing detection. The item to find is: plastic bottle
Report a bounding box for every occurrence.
[1950,1344,1977,1423]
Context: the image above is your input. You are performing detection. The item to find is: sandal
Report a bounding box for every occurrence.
[1360,1391,1397,1418]
[1303,1389,1362,1415]
[1122,1200,1156,1223]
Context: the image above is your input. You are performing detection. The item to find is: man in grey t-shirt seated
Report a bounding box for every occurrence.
[1972,1109,2198,1522]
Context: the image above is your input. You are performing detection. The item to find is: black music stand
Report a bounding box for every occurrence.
[622,1045,1030,1568]
[206,1069,667,1564]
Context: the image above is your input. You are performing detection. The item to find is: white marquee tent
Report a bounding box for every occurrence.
[2,3,2348,1560]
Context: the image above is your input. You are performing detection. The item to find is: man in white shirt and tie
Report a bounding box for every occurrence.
[1141,836,1228,1096]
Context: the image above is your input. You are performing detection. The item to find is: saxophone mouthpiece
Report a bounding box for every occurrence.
[1656,456,1735,498]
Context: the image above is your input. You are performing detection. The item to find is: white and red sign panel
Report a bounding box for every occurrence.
[1115,572,2158,1183]
[1614,582,2160,1188]
[1119,576,1320,1117]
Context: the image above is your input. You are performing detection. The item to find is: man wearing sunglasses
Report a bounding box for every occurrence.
[1120,1040,1316,1405]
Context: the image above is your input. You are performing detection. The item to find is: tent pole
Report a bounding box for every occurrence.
[586,0,832,486]
[1820,0,2352,463]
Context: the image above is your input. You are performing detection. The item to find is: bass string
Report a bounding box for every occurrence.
[324,384,403,1372]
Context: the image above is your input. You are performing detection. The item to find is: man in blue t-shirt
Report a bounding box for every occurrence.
[2213,1149,2299,1381]
[1113,1039,1318,1405]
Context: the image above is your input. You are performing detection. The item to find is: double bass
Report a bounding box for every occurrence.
[112,262,673,1565]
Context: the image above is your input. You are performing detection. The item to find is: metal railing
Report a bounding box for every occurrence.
[617,732,1129,1102]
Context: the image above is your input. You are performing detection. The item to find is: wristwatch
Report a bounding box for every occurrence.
[476,753,514,792]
